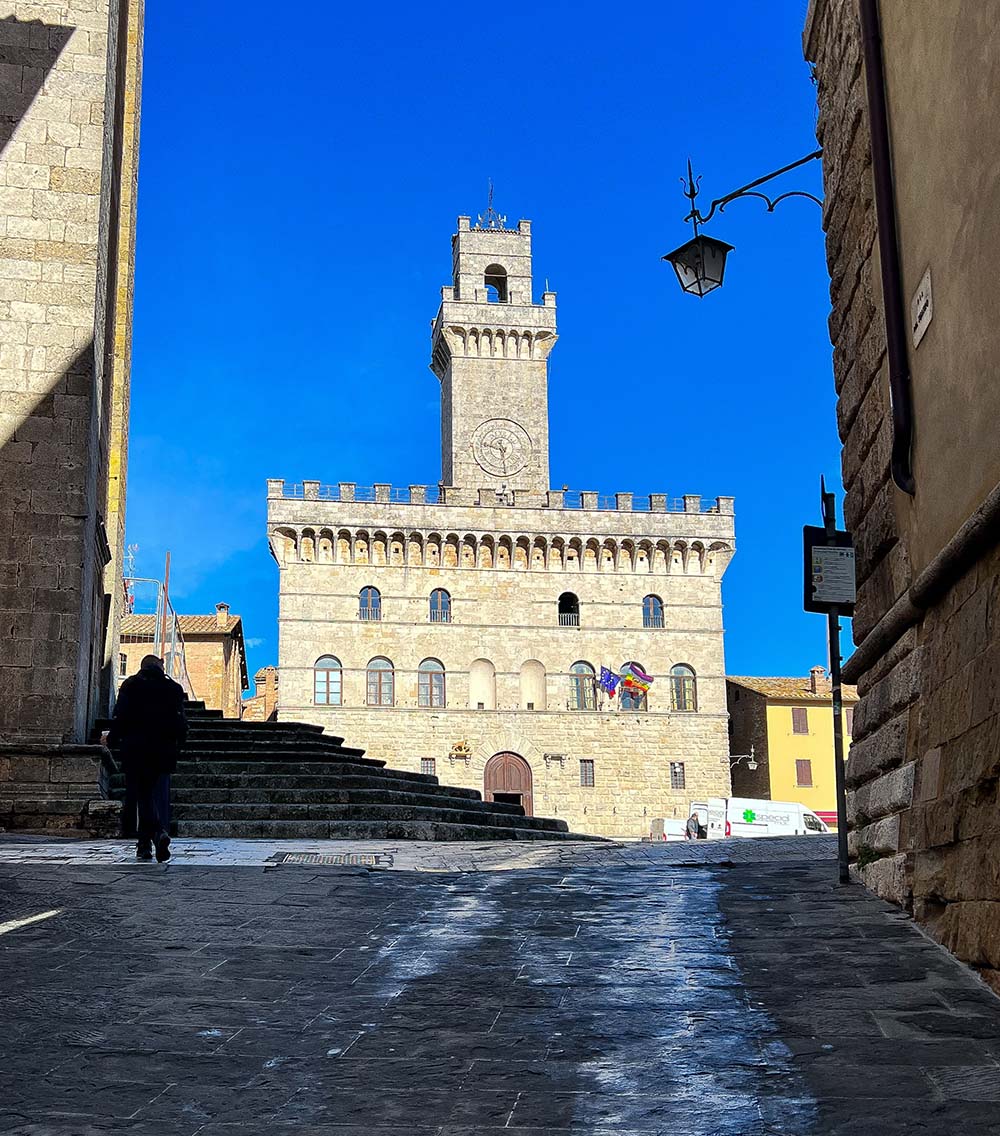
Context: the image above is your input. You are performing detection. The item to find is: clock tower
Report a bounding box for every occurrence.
[430,213,557,493]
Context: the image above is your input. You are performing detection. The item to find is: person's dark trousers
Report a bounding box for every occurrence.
[123,763,143,844]
[131,766,170,848]
[153,773,171,836]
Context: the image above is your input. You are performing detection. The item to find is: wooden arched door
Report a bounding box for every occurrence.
[484,751,533,816]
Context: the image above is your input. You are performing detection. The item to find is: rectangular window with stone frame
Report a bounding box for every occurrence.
[420,758,435,776]
[579,759,595,787]
[670,761,686,790]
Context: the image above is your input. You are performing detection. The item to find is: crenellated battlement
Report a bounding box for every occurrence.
[266,479,736,577]
[267,479,734,516]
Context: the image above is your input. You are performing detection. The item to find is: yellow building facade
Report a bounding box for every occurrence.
[726,669,858,828]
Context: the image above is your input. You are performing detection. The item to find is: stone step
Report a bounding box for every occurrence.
[177,745,376,766]
[171,802,568,832]
[187,720,325,736]
[175,819,588,841]
[184,734,352,752]
[172,760,445,783]
[185,729,343,746]
[111,766,483,798]
[170,785,525,814]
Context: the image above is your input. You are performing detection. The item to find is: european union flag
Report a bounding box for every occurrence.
[599,667,620,697]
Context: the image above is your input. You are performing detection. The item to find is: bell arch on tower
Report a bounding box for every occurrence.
[484,264,508,303]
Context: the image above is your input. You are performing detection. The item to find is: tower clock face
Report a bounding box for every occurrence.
[471,418,532,477]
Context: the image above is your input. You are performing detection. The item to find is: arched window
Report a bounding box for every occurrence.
[418,658,446,708]
[558,592,580,627]
[359,585,381,622]
[429,588,451,623]
[570,661,596,710]
[643,595,664,629]
[670,664,697,712]
[620,660,648,712]
[367,656,394,706]
[313,655,342,706]
[484,263,508,303]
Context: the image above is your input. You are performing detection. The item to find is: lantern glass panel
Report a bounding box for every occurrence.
[663,234,734,297]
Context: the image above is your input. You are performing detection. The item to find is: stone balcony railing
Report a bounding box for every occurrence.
[267,480,734,516]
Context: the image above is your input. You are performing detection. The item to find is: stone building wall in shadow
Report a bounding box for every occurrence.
[0,4,143,830]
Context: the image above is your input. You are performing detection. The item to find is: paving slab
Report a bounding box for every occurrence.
[1,834,999,1134]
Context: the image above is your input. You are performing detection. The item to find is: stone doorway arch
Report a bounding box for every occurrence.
[484,752,533,816]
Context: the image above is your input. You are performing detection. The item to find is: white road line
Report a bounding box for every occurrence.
[0,908,63,936]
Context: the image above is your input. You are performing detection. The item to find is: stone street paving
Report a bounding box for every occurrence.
[1,836,999,1135]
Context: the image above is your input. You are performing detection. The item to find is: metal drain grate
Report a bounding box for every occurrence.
[274,852,394,868]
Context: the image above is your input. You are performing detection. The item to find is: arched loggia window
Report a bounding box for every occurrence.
[418,658,446,708]
[429,589,451,623]
[643,595,664,628]
[620,660,648,712]
[359,586,381,621]
[569,661,596,710]
[314,656,342,705]
[367,657,394,706]
[670,664,697,712]
[558,592,580,627]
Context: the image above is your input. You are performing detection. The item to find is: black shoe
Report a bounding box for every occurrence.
[136,844,153,861]
[154,831,171,863]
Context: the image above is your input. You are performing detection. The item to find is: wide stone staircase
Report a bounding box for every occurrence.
[107,702,589,841]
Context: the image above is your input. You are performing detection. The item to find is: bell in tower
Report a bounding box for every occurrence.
[430,211,558,493]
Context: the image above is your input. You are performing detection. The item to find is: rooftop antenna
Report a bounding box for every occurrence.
[475,178,507,230]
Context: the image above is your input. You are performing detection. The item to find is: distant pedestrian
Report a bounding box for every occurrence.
[685,812,701,841]
[108,655,187,862]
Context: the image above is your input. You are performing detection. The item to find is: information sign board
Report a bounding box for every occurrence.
[803,525,856,615]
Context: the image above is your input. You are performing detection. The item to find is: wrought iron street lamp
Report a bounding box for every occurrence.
[664,152,823,296]
[729,746,758,773]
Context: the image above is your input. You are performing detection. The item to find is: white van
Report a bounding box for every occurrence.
[699,797,829,839]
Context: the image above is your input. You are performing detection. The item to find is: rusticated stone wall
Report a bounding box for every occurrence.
[805,0,915,901]
[905,543,1000,991]
[806,0,1000,991]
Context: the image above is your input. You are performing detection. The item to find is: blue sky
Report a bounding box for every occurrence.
[127,0,846,689]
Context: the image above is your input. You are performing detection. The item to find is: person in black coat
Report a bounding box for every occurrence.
[108,655,187,862]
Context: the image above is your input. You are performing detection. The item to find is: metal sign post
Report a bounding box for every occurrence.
[823,491,851,886]
[803,479,855,885]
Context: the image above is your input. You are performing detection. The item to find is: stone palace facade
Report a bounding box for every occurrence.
[266,216,736,838]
